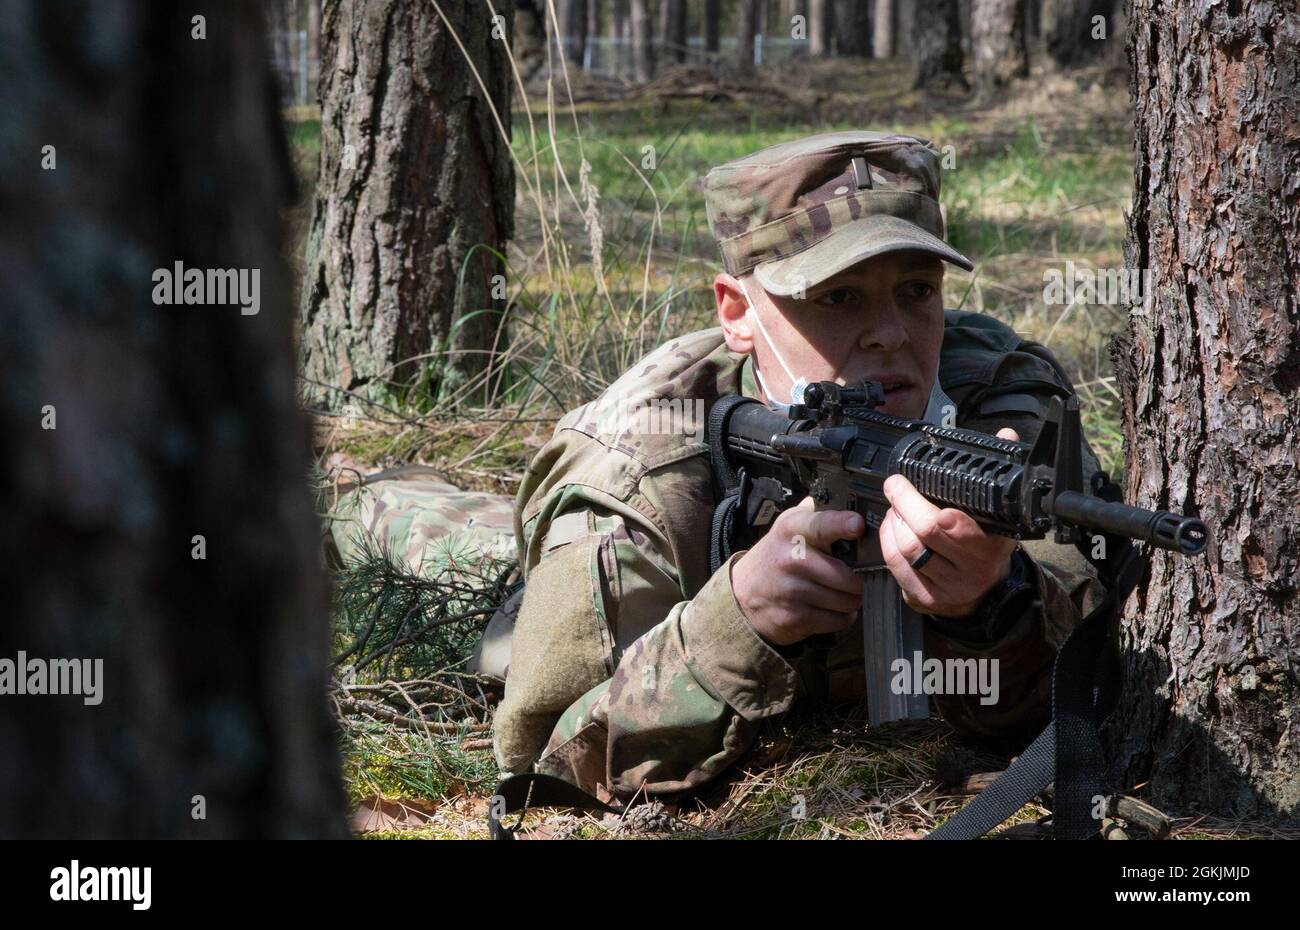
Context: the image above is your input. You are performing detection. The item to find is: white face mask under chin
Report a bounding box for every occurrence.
[742,284,812,414]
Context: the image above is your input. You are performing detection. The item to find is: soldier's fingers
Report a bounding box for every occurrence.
[801,606,860,637]
[996,427,1021,442]
[882,509,957,580]
[792,547,865,596]
[781,503,864,552]
[880,514,948,612]
[786,579,863,615]
[883,475,983,558]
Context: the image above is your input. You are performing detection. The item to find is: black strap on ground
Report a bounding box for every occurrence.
[927,543,1143,840]
[487,772,621,840]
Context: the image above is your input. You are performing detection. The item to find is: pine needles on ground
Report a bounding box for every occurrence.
[329,533,517,806]
[331,532,515,684]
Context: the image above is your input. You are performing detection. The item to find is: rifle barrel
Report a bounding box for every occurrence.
[1050,490,1207,555]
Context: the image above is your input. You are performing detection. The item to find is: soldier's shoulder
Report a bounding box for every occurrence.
[940,309,1076,404]
[554,327,734,468]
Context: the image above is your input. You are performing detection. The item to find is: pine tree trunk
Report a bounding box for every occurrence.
[299,0,515,406]
[705,0,721,53]
[610,0,628,75]
[971,0,1028,100]
[664,0,687,63]
[736,0,759,71]
[1110,0,1300,822]
[872,0,894,57]
[631,0,655,81]
[832,0,869,56]
[307,0,321,100]
[912,0,967,90]
[561,0,589,67]
[514,1,548,80]
[0,0,346,838]
[810,0,834,55]
[1040,0,1116,69]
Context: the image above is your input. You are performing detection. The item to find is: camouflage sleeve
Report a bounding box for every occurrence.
[924,340,1112,741]
[922,542,1108,740]
[523,518,797,800]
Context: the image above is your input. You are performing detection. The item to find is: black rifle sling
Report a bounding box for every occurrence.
[707,393,757,573]
[927,540,1143,840]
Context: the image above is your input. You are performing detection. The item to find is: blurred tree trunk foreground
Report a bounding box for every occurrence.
[0,1,346,837]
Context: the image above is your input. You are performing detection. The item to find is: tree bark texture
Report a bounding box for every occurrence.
[1110,0,1300,821]
[0,0,346,838]
[299,0,515,405]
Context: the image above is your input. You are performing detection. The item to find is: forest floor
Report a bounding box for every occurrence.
[285,58,1292,839]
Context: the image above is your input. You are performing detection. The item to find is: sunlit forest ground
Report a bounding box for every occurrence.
[282,58,1281,839]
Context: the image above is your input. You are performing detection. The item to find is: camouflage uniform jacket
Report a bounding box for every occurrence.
[493,310,1108,799]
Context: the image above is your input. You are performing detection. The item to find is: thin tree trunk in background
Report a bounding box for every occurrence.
[514,1,548,81]
[1111,0,1300,824]
[834,0,870,56]
[736,0,758,72]
[610,0,629,77]
[300,0,515,404]
[630,0,654,81]
[588,0,604,71]
[911,0,967,90]
[1041,0,1116,68]
[1024,0,1040,42]
[553,0,585,68]
[810,0,834,55]
[560,0,589,68]
[0,0,346,839]
[971,0,1027,100]
[894,0,915,58]
[778,0,800,43]
[872,0,893,57]
[665,0,687,63]
[705,0,721,53]
[307,0,321,100]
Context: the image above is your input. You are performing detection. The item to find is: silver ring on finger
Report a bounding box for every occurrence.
[908,545,935,572]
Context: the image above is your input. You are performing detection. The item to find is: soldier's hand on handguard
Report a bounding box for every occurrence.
[731,496,866,647]
[879,427,1022,619]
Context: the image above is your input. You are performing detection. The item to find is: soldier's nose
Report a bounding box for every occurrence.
[858,308,908,353]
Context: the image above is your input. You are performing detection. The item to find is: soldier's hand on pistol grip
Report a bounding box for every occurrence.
[730,496,866,647]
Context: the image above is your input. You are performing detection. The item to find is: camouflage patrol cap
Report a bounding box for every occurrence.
[702,130,973,297]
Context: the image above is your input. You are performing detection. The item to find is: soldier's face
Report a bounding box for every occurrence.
[716,251,946,418]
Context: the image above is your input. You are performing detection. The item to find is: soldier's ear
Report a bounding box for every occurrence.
[716,273,755,354]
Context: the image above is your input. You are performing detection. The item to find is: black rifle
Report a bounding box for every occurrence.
[707,379,1207,725]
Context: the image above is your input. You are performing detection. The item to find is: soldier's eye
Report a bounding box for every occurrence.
[815,287,857,307]
[902,281,937,301]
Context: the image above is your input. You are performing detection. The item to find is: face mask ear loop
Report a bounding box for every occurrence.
[741,280,806,411]
[741,279,798,385]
